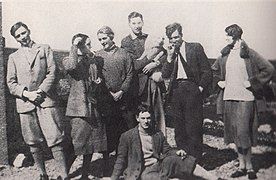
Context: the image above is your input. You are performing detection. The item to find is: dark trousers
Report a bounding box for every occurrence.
[140,155,196,180]
[169,80,203,160]
[103,100,128,153]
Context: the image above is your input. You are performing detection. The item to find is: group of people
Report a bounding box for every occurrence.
[6,11,274,180]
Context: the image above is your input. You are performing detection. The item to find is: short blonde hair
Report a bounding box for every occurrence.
[97,26,114,40]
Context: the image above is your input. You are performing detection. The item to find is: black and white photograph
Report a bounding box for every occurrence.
[0,0,275,179]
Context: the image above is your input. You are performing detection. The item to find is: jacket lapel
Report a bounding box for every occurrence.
[133,127,143,159]
[185,42,192,66]
[28,44,40,68]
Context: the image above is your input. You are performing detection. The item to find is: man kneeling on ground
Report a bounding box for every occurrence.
[107,104,217,180]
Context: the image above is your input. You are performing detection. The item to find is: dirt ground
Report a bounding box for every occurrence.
[0,115,276,180]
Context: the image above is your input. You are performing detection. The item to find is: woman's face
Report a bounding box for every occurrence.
[225,33,234,44]
[84,38,92,50]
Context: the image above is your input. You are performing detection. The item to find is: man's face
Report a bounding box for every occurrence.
[129,17,144,35]
[136,111,152,130]
[168,30,183,49]
[97,33,114,50]
[14,26,31,46]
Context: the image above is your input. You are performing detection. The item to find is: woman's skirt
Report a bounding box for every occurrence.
[223,100,258,148]
[70,109,107,155]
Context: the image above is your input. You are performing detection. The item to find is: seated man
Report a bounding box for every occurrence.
[108,104,217,180]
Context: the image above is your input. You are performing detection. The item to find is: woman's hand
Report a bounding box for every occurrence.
[217,81,226,89]
[73,37,82,46]
[243,80,251,88]
[110,90,124,101]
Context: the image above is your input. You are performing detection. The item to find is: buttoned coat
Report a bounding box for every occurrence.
[111,126,177,180]
[7,43,57,113]
[162,42,213,101]
[212,41,275,114]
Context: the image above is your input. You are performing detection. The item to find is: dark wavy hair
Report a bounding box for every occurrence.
[221,24,243,56]
[128,11,143,22]
[135,103,152,117]
[165,22,183,38]
[225,24,243,40]
[10,22,29,37]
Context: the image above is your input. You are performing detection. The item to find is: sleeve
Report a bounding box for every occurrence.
[197,44,213,90]
[6,55,27,98]
[249,49,275,88]
[62,45,79,72]
[211,56,223,86]
[120,52,134,92]
[111,133,129,180]
[38,45,57,94]
[121,38,151,71]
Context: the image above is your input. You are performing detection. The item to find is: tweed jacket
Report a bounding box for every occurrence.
[111,126,177,180]
[7,42,57,113]
[162,42,213,100]
[212,40,275,114]
[62,45,100,117]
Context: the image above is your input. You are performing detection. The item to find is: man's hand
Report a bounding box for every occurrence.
[199,86,204,92]
[110,90,124,101]
[166,44,176,63]
[23,90,43,102]
[142,62,158,74]
[176,149,187,159]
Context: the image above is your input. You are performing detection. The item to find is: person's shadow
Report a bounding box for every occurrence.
[68,154,117,179]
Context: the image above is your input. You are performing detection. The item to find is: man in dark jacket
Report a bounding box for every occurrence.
[162,23,213,160]
[109,104,217,180]
[121,12,166,130]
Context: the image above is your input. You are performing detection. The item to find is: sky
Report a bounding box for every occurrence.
[2,0,276,59]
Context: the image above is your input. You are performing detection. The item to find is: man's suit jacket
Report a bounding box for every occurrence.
[162,42,213,100]
[111,126,177,180]
[7,43,57,113]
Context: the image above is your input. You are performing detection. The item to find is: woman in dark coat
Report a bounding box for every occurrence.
[212,24,274,179]
[63,33,107,179]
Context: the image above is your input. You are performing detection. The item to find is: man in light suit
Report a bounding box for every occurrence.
[6,22,68,180]
[162,23,213,160]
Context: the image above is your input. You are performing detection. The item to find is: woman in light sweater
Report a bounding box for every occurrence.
[212,24,274,179]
